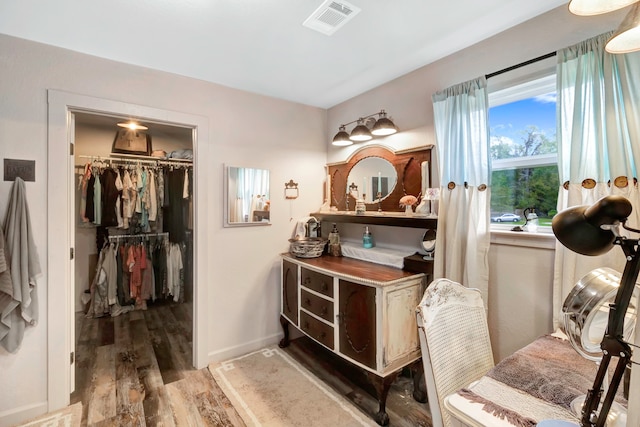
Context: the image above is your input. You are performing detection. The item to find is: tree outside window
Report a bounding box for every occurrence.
[489,85,559,225]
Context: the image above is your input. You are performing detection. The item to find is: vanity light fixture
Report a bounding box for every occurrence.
[331,109,398,146]
[117,121,148,131]
[568,0,640,53]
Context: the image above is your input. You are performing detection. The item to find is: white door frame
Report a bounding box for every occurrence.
[47,90,209,412]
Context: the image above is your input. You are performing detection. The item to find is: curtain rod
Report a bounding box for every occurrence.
[485,51,556,79]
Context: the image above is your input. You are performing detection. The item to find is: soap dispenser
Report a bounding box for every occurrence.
[363,226,374,248]
[328,223,342,256]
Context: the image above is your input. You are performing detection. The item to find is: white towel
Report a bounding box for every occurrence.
[292,216,316,239]
[0,177,41,353]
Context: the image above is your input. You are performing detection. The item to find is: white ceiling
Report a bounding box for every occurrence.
[0,0,568,109]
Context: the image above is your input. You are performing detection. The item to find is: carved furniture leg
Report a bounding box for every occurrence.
[367,370,400,426]
[278,315,290,348]
[410,360,427,403]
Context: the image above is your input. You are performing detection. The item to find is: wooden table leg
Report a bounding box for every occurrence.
[410,360,428,403]
[366,370,400,426]
[278,315,290,348]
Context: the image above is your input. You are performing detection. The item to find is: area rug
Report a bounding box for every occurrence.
[209,346,377,427]
[14,402,82,427]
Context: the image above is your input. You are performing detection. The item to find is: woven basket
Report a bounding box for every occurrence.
[289,237,327,258]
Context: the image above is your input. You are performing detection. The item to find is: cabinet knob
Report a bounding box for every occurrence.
[321,282,328,291]
[319,332,326,339]
[304,298,311,306]
[321,306,327,316]
[303,277,311,285]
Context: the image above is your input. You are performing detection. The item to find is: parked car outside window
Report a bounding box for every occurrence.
[491,213,521,222]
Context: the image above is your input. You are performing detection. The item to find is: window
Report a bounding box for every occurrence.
[489,74,558,228]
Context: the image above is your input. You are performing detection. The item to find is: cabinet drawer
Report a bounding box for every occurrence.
[301,289,334,323]
[301,268,333,297]
[300,312,334,350]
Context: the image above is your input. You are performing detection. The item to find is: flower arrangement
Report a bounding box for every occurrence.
[399,195,418,208]
[399,195,418,214]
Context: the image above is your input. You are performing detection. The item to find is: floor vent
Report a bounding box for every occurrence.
[303,0,361,36]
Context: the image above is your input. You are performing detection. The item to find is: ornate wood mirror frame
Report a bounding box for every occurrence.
[328,145,432,212]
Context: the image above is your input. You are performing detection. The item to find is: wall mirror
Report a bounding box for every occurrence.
[347,157,397,203]
[328,145,432,212]
[224,165,271,227]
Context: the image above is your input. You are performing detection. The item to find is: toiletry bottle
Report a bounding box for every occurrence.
[363,226,373,248]
[328,223,342,256]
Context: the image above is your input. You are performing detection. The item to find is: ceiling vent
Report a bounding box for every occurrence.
[303,1,361,36]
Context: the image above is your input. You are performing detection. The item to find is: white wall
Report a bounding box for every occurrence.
[326,6,623,362]
[0,33,327,425]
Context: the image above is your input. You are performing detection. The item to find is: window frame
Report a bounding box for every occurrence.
[488,73,557,232]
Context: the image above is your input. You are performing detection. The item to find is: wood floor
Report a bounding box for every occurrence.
[72,301,244,426]
[73,302,432,426]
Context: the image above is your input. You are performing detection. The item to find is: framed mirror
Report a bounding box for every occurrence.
[224,165,271,227]
[347,157,397,203]
[328,145,432,212]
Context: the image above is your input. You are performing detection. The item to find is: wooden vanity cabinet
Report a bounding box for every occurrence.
[279,254,426,425]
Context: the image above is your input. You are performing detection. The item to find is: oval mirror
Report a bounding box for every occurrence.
[419,229,436,260]
[224,165,270,227]
[347,157,397,204]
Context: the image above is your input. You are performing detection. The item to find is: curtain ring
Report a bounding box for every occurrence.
[478,184,487,191]
[581,178,596,189]
[614,176,628,188]
[563,181,570,190]
[447,182,456,190]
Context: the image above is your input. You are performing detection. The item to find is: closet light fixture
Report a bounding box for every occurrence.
[117,121,148,131]
[331,109,398,146]
[569,0,640,53]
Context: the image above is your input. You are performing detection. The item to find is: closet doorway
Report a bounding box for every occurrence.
[47,90,210,412]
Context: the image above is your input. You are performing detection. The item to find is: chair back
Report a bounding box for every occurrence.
[416,278,494,427]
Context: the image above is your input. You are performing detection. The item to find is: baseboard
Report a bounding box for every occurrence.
[0,401,47,427]
[208,333,282,363]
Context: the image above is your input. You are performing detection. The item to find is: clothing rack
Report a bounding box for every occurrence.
[108,232,169,242]
[77,154,192,168]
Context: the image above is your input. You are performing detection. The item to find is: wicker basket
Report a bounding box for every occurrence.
[289,237,327,258]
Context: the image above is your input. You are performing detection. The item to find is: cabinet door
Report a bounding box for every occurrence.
[338,280,376,369]
[282,260,298,325]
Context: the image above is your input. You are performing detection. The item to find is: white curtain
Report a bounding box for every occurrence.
[554,32,640,424]
[432,76,491,303]
[553,32,640,328]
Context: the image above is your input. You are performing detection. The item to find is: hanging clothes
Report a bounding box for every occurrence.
[164,168,186,243]
[101,167,120,227]
[79,163,92,223]
[93,171,102,226]
[167,242,183,302]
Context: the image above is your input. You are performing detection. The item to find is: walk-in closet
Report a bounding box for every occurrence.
[71,112,196,424]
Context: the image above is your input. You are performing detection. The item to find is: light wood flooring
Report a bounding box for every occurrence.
[73,302,431,426]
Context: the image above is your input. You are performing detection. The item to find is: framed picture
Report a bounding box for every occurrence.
[112,129,152,156]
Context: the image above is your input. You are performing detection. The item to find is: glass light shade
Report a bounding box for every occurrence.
[332,126,352,146]
[371,111,398,136]
[349,119,373,142]
[606,3,640,53]
[568,0,638,16]
[117,121,148,130]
